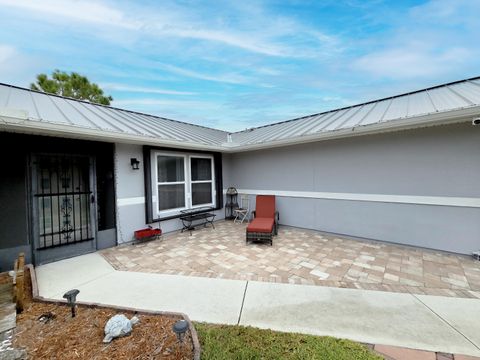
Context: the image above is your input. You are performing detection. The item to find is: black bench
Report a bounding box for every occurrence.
[180,207,216,234]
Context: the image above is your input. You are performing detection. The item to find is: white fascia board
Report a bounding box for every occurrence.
[224,106,480,153]
[0,118,222,152]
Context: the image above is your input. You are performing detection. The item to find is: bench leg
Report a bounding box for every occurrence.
[206,217,215,229]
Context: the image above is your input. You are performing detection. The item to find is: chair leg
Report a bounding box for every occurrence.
[240,212,248,223]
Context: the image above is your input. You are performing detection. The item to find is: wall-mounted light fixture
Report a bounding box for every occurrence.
[130,158,140,170]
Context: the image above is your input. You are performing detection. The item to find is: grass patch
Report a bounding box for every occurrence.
[195,323,382,360]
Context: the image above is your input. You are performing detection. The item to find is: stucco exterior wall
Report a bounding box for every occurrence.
[114,143,228,244]
[227,123,480,254]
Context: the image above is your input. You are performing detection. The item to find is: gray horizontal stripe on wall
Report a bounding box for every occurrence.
[224,189,480,208]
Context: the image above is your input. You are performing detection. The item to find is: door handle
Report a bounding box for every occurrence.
[90,194,95,203]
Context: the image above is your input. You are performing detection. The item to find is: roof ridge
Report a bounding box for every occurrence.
[0,82,229,134]
[231,75,480,134]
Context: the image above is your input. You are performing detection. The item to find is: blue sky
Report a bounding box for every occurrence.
[0,0,478,131]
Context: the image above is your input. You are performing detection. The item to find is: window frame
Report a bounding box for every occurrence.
[189,154,215,209]
[154,152,188,217]
[144,146,222,223]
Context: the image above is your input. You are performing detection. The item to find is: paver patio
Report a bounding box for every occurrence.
[101,221,480,298]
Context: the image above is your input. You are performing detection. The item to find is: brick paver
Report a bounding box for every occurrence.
[374,344,436,359]
[101,221,480,298]
[372,345,480,360]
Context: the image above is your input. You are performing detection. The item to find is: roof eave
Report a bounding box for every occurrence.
[224,106,480,153]
[2,106,480,153]
[0,115,224,152]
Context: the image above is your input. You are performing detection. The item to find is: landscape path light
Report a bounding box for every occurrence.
[63,289,80,318]
[172,320,188,343]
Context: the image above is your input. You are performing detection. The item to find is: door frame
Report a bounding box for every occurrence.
[29,152,98,265]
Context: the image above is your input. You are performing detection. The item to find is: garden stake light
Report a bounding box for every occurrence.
[63,289,80,317]
[172,320,188,343]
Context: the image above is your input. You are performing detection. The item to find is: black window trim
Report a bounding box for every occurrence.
[143,145,223,223]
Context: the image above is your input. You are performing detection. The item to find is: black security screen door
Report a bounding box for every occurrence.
[33,154,94,249]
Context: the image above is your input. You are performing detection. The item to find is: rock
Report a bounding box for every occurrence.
[0,348,27,360]
[37,312,56,324]
[103,314,139,343]
[0,330,27,360]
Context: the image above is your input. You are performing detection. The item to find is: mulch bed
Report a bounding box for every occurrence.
[11,268,195,359]
[0,272,11,285]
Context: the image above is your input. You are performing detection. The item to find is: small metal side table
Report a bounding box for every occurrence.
[225,187,238,220]
[233,194,250,223]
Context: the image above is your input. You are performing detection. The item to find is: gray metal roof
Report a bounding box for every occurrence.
[231,77,480,147]
[0,83,228,148]
[1,77,480,151]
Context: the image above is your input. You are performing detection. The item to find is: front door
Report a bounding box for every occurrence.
[31,154,97,265]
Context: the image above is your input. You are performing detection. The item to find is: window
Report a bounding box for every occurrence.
[152,151,216,217]
[190,157,213,206]
[156,155,186,212]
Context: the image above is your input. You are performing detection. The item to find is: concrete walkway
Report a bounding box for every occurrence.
[36,253,480,357]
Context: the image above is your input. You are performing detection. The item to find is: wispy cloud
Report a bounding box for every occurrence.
[101,83,196,95]
[156,64,253,85]
[352,0,480,81]
[0,0,139,29]
[159,28,289,57]
[0,44,46,85]
[113,98,221,110]
[0,0,338,58]
[353,47,472,79]
[0,44,15,63]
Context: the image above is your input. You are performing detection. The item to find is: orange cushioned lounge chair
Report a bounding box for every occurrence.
[246,195,279,246]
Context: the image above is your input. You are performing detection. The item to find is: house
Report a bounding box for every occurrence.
[1,77,480,270]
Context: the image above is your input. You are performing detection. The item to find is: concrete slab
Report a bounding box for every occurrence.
[240,281,480,357]
[34,252,480,356]
[57,271,247,325]
[0,294,16,333]
[416,295,480,350]
[35,253,115,298]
